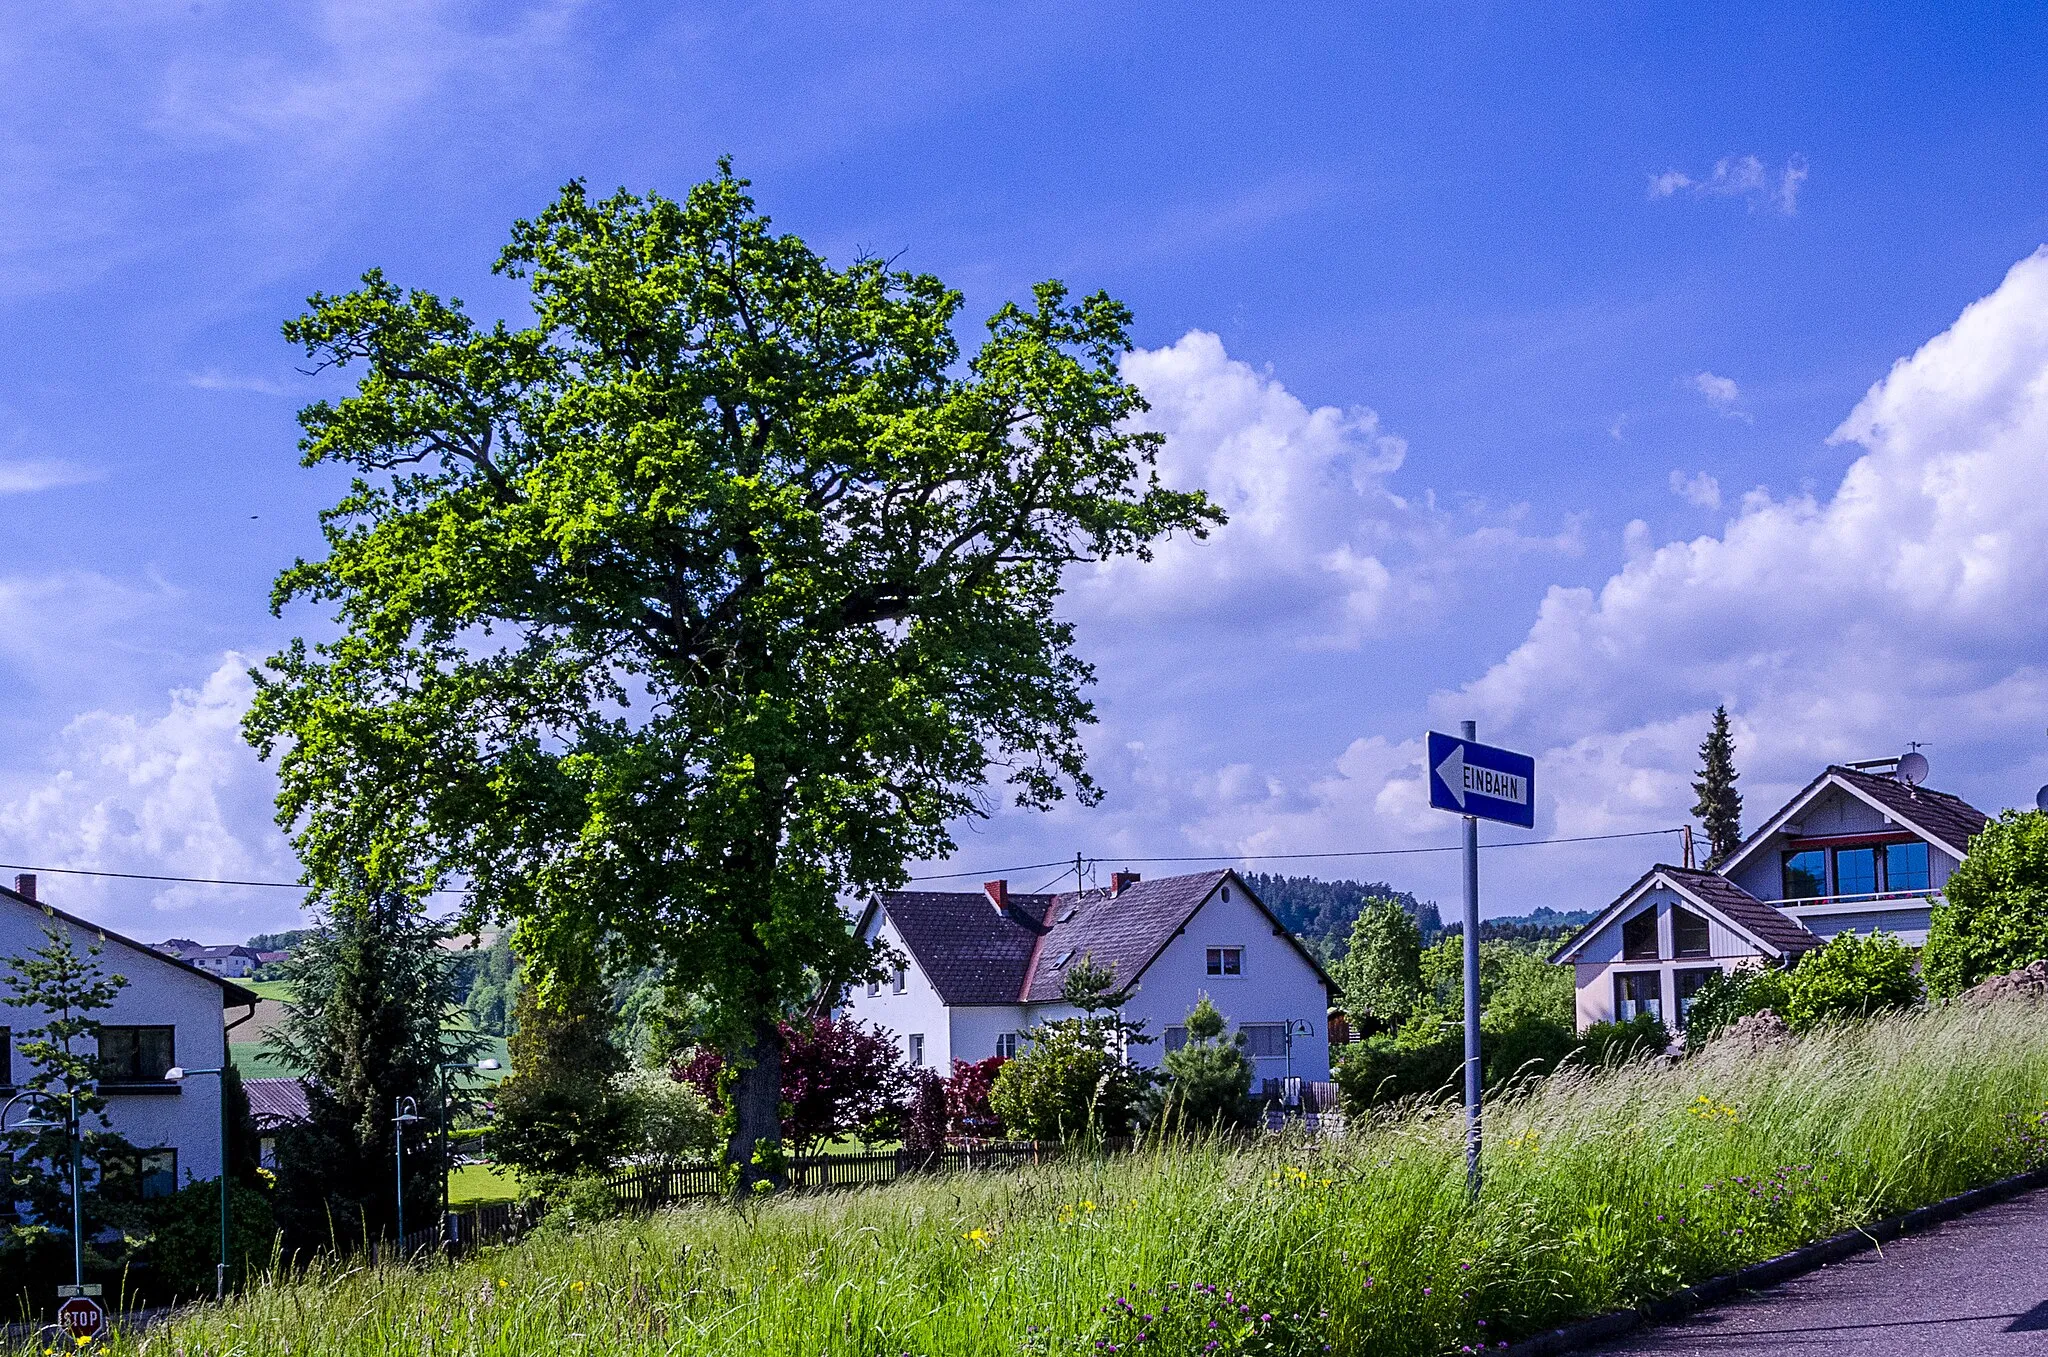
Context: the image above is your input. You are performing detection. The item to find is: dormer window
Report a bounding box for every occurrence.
[1621,909,1658,961]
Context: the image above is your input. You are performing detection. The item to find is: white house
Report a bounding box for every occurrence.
[1552,759,1990,1033]
[2,875,259,1198]
[843,869,1338,1088]
[153,941,263,979]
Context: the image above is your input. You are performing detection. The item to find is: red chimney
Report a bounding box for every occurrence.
[983,879,1009,911]
[1110,871,1140,897]
[12,873,34,901]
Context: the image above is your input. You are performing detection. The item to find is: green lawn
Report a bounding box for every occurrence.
[244,978,296,1001]
[448,1162,523,1208]
[229,1036,511,1083]
[109,997,2048,1356]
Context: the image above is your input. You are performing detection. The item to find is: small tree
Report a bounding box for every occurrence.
[1336,899,1424,1035]
[491,978,631,1180]
[1158,996,1255,1132]
[679,1016,913,1157]
[615,1069,718,1167]
[1682,963,1793,1043]
[1,925,141,1286]
[1691,705,1745,867]
[270,890,477,1250]
[1923,809,2048,999]
[989,955,1155,1141]
[945,1056,1007,1140]
[902,1069,949,1154]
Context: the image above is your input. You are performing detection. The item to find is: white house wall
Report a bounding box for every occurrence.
[1568,885,1758,1032]
[839,913,954,1072]
[1118,882,1332,1083]
[1,900,228,1186]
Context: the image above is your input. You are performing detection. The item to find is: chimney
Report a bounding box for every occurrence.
[13,873,35,901]
[1110,871,1140,898]
[983,879,1008,912]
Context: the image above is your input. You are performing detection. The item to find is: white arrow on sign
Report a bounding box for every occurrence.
[1436,742,1466,809]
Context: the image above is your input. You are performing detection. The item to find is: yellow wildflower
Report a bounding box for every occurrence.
[963,1227,991,1248]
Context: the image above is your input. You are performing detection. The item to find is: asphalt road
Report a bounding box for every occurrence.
[1578,1188,2048,1355]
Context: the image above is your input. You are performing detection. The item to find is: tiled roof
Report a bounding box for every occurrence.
[1659,865,1821,956]
[244,1077,311,1128]
[1019,870,1231,1002]
[871,890,1056,1005]
[1827,766,1991,857]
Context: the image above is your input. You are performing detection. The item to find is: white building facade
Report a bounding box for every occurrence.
[844,869,1336,1088]
[2,877,258,1198]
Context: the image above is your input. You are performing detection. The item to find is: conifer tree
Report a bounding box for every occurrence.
[490,978,630,1181]
[1691,705,1745,866]
[1158,995,1256,1131]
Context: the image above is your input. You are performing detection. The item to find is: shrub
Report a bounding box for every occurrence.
[492,979,631,1179]
[946,1056,1007,1139]
[1158,996,1257,1132]
[532,1170,619,1234]
[616,1069,718,1166]
[1575,1012,1670,1066]
[1682,964,1792,1042]
[680,1016,914,1155]
[903,1069,949,1153]
[1333,1013,1463,1110]
[1780,931,1923,1029]
[1924,809,2048,999]
[1481,1009,1578,1086]
[991,956,1156,1141]
[137,1178,278,1303]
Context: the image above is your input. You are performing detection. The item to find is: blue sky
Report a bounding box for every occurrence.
[6,2,2048,940]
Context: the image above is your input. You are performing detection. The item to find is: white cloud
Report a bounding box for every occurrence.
[1648,154,1807,216]
[1668,469,1722,510]
[0,458,97,494]
[1077,331,1579,649]
[1690,371,1753,422]
[186,369,286,396]
[0,655,301,938]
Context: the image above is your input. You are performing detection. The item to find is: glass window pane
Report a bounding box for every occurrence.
[1162,1026,1188,1054]
[1782,850,1827,899]
[1622,910,1658,960]
[1240,1024,1287,1058]
[140,1150,177,1200]
[1834,848,1878,897]
[1672,908,1710,958]
[1615,971,1663,1021]
[1224,949,1241,976]
[1886,842,1931,892]
[1675,968,1718,1028]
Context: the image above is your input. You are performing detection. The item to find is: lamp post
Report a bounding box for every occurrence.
[392,1097,422,1254]
[163,1065,231,1299]
[1279,1018,1316,1108]
[2,1090,79,1289]
[436,1058,500,1248]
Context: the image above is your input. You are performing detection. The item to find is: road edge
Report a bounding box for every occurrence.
[1500,1163,2048,1356]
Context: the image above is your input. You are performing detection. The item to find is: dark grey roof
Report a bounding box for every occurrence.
[873,869,1337,1007]
[1658,865,1821,956]
[244,1077,311,1129]
[1827,765,1991,857]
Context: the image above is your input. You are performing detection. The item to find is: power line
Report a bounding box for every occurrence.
[0,861,469,896]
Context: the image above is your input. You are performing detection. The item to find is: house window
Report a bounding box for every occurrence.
[1782,849,1827,899]
[1674,968,1719,1028]
[995,1033,1019,1060]
[1833,847,1878,898]
[1671,907,1710,959]
[101,1148,179,1201]
[1614,971,1663,1023]
[1621,909,1659,961]
[1240,1024,1288,1059]
[866,980,880,998]
[1206,947,1243,977]
[259,1137,278,1171]
[891,966,907,995]
[1162,1025,1187,1054]
[99,1026,176,1084]
[1886,842,1931,893]
[907,1034,925,1067]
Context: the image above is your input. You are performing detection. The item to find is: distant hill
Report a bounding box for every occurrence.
[1440,906,1596,945]
[1241,873,1444,961]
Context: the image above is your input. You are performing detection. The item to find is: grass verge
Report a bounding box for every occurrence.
[113,998,2048,1356]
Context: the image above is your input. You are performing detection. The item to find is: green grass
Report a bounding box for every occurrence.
[243,978,297,1001]
[449,1163,523,1208]
[228,1035,511,1084]
[113,998,2048,1356]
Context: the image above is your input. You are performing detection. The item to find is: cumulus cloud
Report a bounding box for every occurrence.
[1649,154,1808,216]
[1075,331,1580,649]
[1669,470,1722,510]
[0,655,301,937]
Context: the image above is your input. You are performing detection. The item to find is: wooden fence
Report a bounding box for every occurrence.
[599,1140,1084,1211]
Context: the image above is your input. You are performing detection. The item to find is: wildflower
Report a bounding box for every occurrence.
[964,1228,991,1249]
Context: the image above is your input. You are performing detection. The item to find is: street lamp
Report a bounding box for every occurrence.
[1279,1019,1317,1108]
[163,1065,231,1299]
[436,1059,500,1248]
[1,1090,79,1290]
[392,1097,423,1253]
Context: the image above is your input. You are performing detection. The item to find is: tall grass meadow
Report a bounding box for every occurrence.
[88,998,2048,1356]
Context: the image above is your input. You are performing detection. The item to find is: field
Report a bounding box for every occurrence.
[448,1163,523,1208]
[112,997,2048,1356]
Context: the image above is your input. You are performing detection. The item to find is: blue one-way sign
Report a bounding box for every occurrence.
[1427,730,1537,830]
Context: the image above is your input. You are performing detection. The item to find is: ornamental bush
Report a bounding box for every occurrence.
[1779,931,1922,1029]
[1924,809,2048,999]
[990,956,1155,1141]
[1157,996,1257,1132]
[1683,964,1793,1042]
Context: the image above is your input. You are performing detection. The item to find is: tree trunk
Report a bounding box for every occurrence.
[725,1020,787,1193]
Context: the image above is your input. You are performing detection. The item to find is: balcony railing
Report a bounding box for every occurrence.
[1767,890,1942,913]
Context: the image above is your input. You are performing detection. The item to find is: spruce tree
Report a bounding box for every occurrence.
[490,978,630,1181]
[1158,996,1256,1131]
[1692,705,1745,867]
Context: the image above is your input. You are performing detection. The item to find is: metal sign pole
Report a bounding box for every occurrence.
[1460,719,1483,1201]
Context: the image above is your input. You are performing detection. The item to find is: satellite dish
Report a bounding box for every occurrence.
[1897,751,1929,785]
[2036,784,2048,814]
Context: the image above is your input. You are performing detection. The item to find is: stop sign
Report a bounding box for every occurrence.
[56,1295,105,1341]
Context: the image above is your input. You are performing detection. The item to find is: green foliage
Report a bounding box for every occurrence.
[1691,705,1744,866]
[1779,932,1923,1029]
[492,979,631,1180]
[1924,809,2048,999]
[269,891,479,1250]
[242,165,1221,1177]
[457,933,519,1039]
[1240,873,1440,955]
[136,1178,278,1303]
[532,1171,621,1235]
[1481,946,1575,1028]
[1332,1013,1464,1109]
[1158,996,1256,1132]
[615,1069,719,1166]
[245,929,315,955]
[1480,1009,1579,1086]
[1681,964,1792,1043]
[99,1000,2048,1357]
[1575,1013,1671,1066]
[0,922,142,1272]
[991,956,1156,1140]
[1334,900,1424,1034]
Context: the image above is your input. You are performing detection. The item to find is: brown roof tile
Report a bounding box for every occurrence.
[1827,766,1991,858]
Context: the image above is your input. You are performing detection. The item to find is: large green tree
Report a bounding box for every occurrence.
[1691,705,1744,866]
[1335,897,1424,1034]
[243,166,1219,1184]
[1923,809,2048,998]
